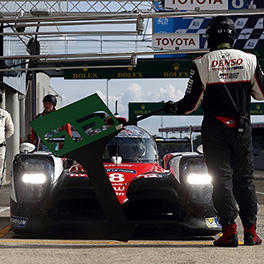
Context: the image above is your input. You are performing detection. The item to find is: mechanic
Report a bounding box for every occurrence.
[30,94,72,151]
[164,16,264,247]
[0,89,14,189]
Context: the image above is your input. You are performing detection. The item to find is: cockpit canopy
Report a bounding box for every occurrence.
[103,125,158,163]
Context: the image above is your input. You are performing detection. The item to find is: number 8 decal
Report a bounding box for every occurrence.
[109,173,125,182]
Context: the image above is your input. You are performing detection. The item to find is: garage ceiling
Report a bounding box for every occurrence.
[0,1,263,74]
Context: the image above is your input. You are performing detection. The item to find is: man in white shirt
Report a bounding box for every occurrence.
[0,90,14,188]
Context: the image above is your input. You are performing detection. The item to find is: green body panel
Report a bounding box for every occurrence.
[31,93,120,157]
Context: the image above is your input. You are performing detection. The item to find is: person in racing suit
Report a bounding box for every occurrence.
[0,89,14,188]
[164,16,264,247]
[30,94,72,151]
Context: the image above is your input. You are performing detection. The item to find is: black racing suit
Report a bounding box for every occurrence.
[175,48,264,227]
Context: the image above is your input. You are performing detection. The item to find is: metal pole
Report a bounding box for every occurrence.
[114,100,118,115]
[106,79,109,107]
[160,116,163,138]
[28,28,40,121]
[32,71,37,119]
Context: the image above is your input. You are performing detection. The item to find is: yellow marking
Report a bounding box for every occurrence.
[0,226,243,245]
[0,239,214,245]
[0,225,10,238]
[215,233,243,245]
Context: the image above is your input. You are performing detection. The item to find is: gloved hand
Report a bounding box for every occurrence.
[163,100,178,114]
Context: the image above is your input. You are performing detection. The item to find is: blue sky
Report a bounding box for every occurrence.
[51,77,202,136]
[51,77,264,137]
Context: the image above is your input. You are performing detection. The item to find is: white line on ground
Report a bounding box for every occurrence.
[256,191,264,195]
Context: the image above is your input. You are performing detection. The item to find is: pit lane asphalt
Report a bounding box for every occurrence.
[0,171,264,264]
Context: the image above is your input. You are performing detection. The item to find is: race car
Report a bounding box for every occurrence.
[10,124,221,236]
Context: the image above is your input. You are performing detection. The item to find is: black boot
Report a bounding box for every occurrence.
[244,224,262,246]
[214,224,238,247]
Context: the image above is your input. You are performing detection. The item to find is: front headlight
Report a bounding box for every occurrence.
[186,173,212,185]
[13,154,55,203]
[22,173,47,184]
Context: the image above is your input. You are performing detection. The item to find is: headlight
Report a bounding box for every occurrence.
[186,173,212,185]
[22,173,47,184]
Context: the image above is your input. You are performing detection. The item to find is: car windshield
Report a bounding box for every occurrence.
[103,126,158,163]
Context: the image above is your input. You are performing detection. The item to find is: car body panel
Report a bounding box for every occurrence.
[10,125,221,236]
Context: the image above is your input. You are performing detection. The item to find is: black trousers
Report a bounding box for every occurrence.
[201,116,258,227]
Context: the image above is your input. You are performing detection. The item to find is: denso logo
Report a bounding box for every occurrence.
[211,58,243,68]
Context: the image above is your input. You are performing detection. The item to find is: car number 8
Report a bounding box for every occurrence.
[109,173,125,182]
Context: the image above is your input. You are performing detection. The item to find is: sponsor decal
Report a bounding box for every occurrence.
[117,72,143,78]
[186,68,196,94]
[219,72,239,79]
[104,163,133,167]
[211,58,244,71]
[68,173,88,177]
[113,186,126,192]
[115,192,125,196]
[10,216,28,227]
[117,127,146,138]
[165,0,228,10]
[72,72,98,79]
[205,217,221,228]
[137,173,163,179]
[152,34,199,50]
[106,168,136,174]
[212,58,243,67]
[157,17,169,25]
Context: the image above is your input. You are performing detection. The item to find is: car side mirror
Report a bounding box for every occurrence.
[20,142,35,153]
[197,144,203,154]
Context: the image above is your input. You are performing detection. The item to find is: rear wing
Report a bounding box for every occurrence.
[156,137,193,147]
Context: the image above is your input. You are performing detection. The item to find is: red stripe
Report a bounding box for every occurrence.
[216,116,237,128]
[208,80,251,85]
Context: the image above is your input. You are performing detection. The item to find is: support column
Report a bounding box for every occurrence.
[32,71,37,120]
[5,90,20,184]
[19,94,26,142]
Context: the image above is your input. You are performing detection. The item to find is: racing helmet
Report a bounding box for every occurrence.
[206,16,236,49]
[43,94,57,106]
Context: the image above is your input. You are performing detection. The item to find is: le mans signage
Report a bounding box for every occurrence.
[165,0,247,10]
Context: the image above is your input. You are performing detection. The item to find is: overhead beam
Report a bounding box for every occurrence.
[10,20,137,28]
[0,31,138,36]
[0,48,209,61]
[0,8,263,23]
[0,64,135,72]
